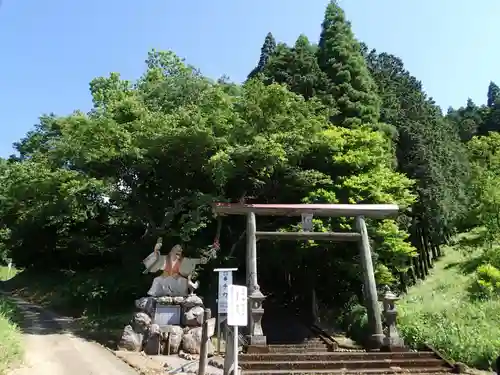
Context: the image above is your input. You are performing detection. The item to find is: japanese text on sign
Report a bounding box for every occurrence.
[227,285,248,327]
[218,270,233,314]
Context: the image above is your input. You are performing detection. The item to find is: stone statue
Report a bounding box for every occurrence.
[146,244,201,297]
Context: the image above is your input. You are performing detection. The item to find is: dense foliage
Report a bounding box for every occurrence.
[2,1,500,363]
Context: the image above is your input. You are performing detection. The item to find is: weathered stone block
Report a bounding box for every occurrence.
[143,323,162,355]
[135,296,156,317]
[161,325,184,354]
[118,325,143,352]
[131,312,152,334]
[183,306,204,327]
[181,326,214,355]
[182,294,203,309]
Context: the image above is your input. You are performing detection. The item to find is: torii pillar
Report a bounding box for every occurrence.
[246,211,266,345]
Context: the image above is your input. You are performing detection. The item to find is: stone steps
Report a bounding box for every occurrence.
[239,346,453,374]
[240,351,439,362]
[241,369,452,375]
[240,358,446,371]
[268,347,330,352]
[247,342,331,354]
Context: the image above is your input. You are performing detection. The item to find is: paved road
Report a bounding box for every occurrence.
[6,296,138,375]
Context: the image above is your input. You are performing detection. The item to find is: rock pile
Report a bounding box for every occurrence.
[118,294,214,355]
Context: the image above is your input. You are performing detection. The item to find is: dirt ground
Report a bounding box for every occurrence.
[6,296,138,375]
[5,295,224,375]
[114,351,224,375]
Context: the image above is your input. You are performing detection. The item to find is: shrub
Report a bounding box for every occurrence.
[343,303,370,346]
[471,264,500,299]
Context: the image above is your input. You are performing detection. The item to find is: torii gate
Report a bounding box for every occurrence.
[212,203,399,349]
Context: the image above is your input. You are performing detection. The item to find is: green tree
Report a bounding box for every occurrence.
[0,49,417,314]
[317,0,380,127]
[248,32,276,80]
[258,35,336,115]
[446,98,484,142]
[364,48,470,252]
[0,158,110,269]
[467,133,500,242]
[487,81,500,108]
[479,82,500,135]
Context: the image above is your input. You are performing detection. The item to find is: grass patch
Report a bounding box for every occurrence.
[0,266,19,281]
[0,297,23,375]
[399,231,500,370]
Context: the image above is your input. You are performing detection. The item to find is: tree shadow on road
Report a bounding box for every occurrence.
[11,297,72,335]
[2,293,125,350]
[0,270,136,349]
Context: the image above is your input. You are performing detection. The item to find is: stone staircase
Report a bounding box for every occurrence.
[236,299,454,375]
[239,338,454,375]
[246,337,332,354]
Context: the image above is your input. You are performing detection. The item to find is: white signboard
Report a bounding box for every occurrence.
[154,305,181,327]
[301,213,314,232]
[206,317,216,337]
[227,285,248,327]
[217,269,234,314]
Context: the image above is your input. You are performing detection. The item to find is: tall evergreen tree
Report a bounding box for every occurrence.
[487,81,500,108]
[446,98,484,142]
[364,48,470,247]
[260,35,335,107]
[317,1,380,127]
[479,82,500,134]
[247,32,276,80]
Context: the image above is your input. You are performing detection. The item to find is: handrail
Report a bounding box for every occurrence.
[309,324,340,350]
[424,343,455,370]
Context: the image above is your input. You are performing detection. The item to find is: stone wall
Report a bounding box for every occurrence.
[118,294,214,355]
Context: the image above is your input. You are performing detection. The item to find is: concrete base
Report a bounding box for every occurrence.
[383,332,405,349]
[380,345,410,352]
[246,345,270,354]
[247,335,267,346]
[366,333,385,351]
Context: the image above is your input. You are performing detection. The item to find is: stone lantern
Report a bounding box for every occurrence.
[379,286,405,350]
[247,286,266,345]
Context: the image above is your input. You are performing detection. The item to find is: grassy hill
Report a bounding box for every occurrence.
[398,229,500,370]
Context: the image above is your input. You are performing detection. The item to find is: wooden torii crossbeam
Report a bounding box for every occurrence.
[212,203,399,349]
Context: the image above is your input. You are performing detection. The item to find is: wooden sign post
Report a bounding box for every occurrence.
[214,267,237,353]
[227,285,248,375]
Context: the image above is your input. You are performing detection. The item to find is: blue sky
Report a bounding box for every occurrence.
[0,0,499,157]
